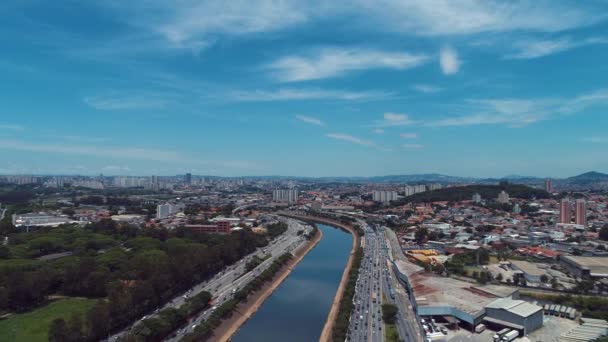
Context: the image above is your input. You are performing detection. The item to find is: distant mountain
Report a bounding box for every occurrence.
[363,174,475,183]
[566,171,608,184]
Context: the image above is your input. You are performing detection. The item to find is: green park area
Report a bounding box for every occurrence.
[0,297,95,342]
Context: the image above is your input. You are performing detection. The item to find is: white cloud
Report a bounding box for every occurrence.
[102,165,132,172]
[0,139,188,163]
[232,88,392,101]
[439,46,461,75]
[400,132,417,139]
[84,92,174,110]
[0,124,24,131]
[506,36,608,59]
[355,0,603,36]
[326,133,373,146]
[425,88,608,127]
[374,112,415,127]
[412,84,442,93]
[583,137,608,143]
[372,128,385,134]
[0,139,260,170]
[403,143,424,149]
[268,48,428,82]
[296,115,325,126]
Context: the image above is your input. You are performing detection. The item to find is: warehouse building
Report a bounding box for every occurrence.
[510,260,546,283]
[392,259,519,330]
[484,297,543,335]
[560,256,608,279]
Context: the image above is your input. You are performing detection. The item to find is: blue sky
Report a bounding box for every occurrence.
[1,0,608,178]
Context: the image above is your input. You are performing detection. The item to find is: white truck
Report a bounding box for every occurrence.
[502,330,519,342]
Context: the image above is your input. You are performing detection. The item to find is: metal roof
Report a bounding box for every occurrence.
[486,298,542,318]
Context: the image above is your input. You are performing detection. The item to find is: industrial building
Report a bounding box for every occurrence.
[392,259,522,330]
[560,255,608,279]
[184,221,231,234]
[484,297,543,335]
[510,260,546,283]
[12,213,77,227]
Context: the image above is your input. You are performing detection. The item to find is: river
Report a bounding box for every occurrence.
[230,224,353,342]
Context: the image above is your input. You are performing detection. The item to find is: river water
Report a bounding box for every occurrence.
[231,224,353,342]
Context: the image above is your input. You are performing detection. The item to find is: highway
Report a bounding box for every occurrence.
[347,220,384,342]
[106,217,311,342]
[346,220,424,342]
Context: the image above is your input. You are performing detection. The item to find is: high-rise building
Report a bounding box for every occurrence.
[472,193,482,203]
[273,189,298,204]
[513,203,521,214]
[575,199,587,226]
[497,191,510,204]
[156,203,185,219]
[372,191,398,203]
[184,173,192,185]
[544,178,553,193]
[560,198,571,224]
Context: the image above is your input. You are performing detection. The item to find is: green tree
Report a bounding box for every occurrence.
[540,274,549,283]
[87,300,111,340]
[49,318,68,342]
[382,304,398,324]
[0,245,10,259]
[67,313,84,341]
[495,273,503,281]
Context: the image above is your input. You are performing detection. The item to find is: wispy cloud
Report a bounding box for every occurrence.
[326,133,373,146]
[356,0,603,36]
[0,139,188,163]
[439,46,461,75]
[296,115,325,126]
[152,1,311,47]
[372,128,385,134]
[425,88,608,127]
[268,47,428,82]
[232,88,392,102]
[582,136,608,143]
[374,112,415,127]
[412,84,442,93]
[84,92,175,110]
[506,36,608,59]
[0,124,25,131]
[403,143,424,149]
[63,135,110,143]
[400,132,417,139]
[0,139,260,170]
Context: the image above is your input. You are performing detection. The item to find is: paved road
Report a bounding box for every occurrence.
[347,221,383,342]
[105,217,310,342]
[345,220,424,342]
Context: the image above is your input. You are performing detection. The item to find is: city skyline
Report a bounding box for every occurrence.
[2,1,608,177]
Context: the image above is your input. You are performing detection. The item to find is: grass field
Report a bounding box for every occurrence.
[0,297,96,342]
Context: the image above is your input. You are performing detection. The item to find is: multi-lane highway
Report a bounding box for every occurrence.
[346,219,423,342]
[347,220,384,342]
[106,217,311,342]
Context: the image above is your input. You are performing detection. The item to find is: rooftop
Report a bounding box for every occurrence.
[486,297,542,318]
